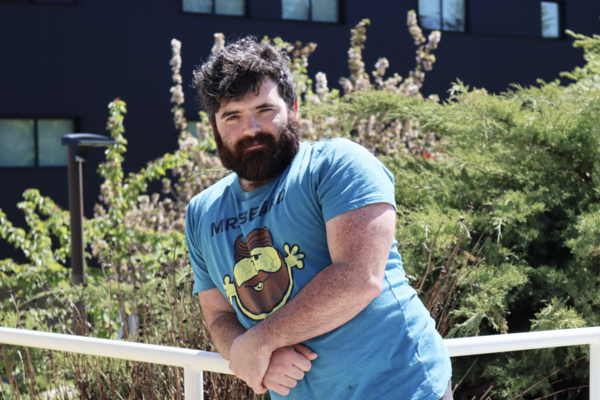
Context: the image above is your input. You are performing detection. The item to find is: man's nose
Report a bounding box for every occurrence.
[242,114,261,137]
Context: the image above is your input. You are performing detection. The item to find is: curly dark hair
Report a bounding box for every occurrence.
[193,37,296,123]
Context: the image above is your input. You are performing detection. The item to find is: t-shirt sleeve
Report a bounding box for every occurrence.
[313,138,396,223]
[185,199,218,296]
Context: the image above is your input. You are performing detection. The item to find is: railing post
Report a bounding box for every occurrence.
[183,364,204,400]
[591,342,599,400]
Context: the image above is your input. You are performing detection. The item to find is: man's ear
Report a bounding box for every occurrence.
[293,100,299,117]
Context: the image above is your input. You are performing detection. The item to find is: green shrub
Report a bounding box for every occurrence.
[318,28,600,398]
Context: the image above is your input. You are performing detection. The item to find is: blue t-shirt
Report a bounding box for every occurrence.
[186,138,451,400]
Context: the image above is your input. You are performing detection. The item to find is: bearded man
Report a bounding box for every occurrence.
[186,37,452,400]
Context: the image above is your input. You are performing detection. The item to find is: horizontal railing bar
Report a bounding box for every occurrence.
[445,326,600,357]
[0,327,231,374]
[2,326,600,371]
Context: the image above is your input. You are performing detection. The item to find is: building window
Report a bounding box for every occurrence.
[418,0,465,32]
[282,0,339,23]
[541,1,560,38]
[0,118,74,168]
[182,0,245,16]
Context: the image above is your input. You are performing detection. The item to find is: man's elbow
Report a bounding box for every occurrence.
[364,276,383,302]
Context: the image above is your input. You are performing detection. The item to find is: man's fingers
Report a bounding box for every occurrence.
[292,344,318,363]
[251,384,268,394]
[264,373,298,390]
[268,383,291,396]
[233,372,268,394]
[260,344,316,396]
[269,348,308,378]
[290,352,312,372]
[260,345,311,396]
[284,365,305,380]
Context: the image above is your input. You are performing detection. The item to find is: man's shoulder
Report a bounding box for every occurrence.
[303,137,372,168]
[306,137,382,173]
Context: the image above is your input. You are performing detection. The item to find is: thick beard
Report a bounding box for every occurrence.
[214,110,301,182]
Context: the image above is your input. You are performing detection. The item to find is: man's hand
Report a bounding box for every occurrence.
[229,331,272,393]
[200,289,317,395]
[229,331,317,395]
[263,345,317,396]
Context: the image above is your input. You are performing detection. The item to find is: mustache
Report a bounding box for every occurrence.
[235,132,276,152]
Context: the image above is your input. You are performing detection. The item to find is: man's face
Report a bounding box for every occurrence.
[212,78,301,182]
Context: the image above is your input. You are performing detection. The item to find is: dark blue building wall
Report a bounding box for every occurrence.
[0,0,599,262]
[470,1,542,38]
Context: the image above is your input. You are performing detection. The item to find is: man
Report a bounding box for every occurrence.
[186,37,452,399]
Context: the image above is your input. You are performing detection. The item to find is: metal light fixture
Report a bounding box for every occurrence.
[61,133,116,285]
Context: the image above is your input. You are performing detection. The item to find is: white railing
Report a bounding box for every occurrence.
[0,327,229,399]
[445,326,600,398]
[0,326,599,399]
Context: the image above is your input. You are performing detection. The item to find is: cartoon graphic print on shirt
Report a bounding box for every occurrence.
[223,226,305,320]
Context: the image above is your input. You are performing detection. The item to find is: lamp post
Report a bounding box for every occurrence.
[61,134,116,285]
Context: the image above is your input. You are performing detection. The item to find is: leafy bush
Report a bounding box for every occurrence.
[0,250,259,399]
[320,28,600,398]
[1,10,600,400]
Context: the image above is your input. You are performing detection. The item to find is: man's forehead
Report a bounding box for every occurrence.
[217,78,280,114]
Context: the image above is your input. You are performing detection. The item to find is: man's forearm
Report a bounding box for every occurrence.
[241,203,395,355]
[227,204,395,391]
[247,259,382,353]
[207,312,246,360]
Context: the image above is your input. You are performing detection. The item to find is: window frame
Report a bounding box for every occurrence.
[180,0,343,24]
[417,0,468,33]
[281,0,342,24]
[181,0,248,18]
[0,116,80,170]
[417,0,568,40]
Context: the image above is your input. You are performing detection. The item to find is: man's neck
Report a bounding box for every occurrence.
[239,177,271,192]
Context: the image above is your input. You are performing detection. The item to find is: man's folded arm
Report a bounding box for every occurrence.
[228,202,396,390]
[198,287,245,360]
[247,202,394,349]
[198,287,317,396]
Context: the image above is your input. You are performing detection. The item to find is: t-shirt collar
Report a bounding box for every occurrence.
[232,173,279,200]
